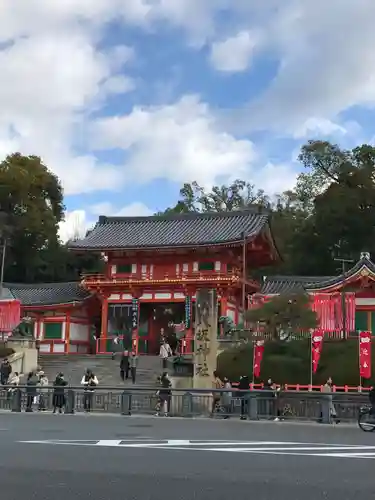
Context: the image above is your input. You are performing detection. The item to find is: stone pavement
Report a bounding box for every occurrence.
[1,413,374,499]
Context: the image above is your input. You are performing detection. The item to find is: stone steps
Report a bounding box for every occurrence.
[38,354,163,388]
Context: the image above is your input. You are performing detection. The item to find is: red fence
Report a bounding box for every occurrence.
[232,383,371,393]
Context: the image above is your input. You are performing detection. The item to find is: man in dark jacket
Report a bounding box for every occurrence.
[25,371,39,412]
[238,375,250,420]
[0,359,12,385]
[369,385,375,414]
[120,351,129,381]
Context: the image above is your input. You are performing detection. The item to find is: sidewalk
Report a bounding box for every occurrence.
[0,409,358,428]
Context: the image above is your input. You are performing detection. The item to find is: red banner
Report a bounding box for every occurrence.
[311,330,324,374]
[253,341,264,378]
[359,331,372,379]
[0,300,21,333]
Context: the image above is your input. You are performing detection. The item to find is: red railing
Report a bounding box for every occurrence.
[231,383,371,393]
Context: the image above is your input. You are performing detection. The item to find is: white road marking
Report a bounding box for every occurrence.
[19,439,375,460]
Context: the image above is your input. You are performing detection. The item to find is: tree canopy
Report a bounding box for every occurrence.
[3,139,375,284]
[245,294,318,341]
[0,153,101,283]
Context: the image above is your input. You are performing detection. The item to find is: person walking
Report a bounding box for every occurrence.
[129,352,138,384]
[159,340,172,370]
[52,372,67,414]
[120,350,129,381]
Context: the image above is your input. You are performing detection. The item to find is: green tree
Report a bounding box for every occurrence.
[291,141,375,274]
[163,179,271,213]
[245,293,318,341]
[0,153,64,282]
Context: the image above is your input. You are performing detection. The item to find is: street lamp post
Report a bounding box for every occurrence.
[0,237,6,299]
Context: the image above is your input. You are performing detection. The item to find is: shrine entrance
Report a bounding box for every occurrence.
[138,302,186,354]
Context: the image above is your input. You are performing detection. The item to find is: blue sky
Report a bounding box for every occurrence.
[1,1,375,240]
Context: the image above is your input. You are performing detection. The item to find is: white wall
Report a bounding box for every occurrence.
[70,322,89,341]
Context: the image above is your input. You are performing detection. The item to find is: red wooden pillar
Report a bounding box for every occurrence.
[101,296,109,353]
[220,291,228,338]
[65,311,71,354]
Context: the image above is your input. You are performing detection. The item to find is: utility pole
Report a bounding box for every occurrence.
[333,257,354,339]
[0,237,5,299]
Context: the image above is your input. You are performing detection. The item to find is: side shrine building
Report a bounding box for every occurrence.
[2,210,279,355]
[259,252,375,338]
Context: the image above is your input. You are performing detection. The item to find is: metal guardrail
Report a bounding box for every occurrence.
[0,386,369,424]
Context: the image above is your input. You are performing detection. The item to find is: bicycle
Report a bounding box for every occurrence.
[358,405,375,432]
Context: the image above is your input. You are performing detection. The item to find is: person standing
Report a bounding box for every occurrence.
[159,340,172,369]
[238,375,250,420]
[0,358,12,386]
[25,371,39,412]
[81,369,98,412]
[222,377,232,418]
[53,372,67,414]
[323,376,340,424]
[211,371,223,416]
[38,371,49,411]
[155,372,172,417]
[120,350,129,381]
[129,352,138,384]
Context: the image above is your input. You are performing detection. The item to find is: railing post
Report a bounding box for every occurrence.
[182,391,193,417]
[121,391,132,416]
[65,389,75,414]
[11,388,22,412]
[248,393,258,420]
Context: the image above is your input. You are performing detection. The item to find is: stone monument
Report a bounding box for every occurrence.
[193,288,218,389]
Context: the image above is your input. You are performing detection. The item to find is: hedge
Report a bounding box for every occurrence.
[217,339,373,387]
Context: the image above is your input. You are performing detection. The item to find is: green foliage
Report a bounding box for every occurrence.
[0,153,101,283]
[245,294,318,340]
[292,141,375,274]
[217,339,371,387]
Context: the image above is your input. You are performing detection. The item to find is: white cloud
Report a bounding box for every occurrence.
[210,31,258,72]
[91,94,257,187]
[0,2,135,196]
[234,1,375,135]
[59,202,153,242]
[293,118,348,140]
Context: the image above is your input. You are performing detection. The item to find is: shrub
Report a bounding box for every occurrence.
[217,339,371,387]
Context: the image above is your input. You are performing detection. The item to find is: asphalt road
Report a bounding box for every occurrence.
[1,413,374,500]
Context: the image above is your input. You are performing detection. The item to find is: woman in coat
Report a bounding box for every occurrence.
[53,372,67,414]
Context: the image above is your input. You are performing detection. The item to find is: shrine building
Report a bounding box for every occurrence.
[258,252,375,338]
[64,210,279,355]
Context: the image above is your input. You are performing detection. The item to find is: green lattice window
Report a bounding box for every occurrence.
[117,264,132,274]
[198,262,215,272]
[355,311,368,332]
[44,322,63,339]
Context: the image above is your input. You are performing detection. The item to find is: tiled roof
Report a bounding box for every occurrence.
[5,282,91,306]
[306,255,375,290]
[260,254,375,294]
[260,275,332,295]
[69,210,272,250]
[0,287,17,301]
